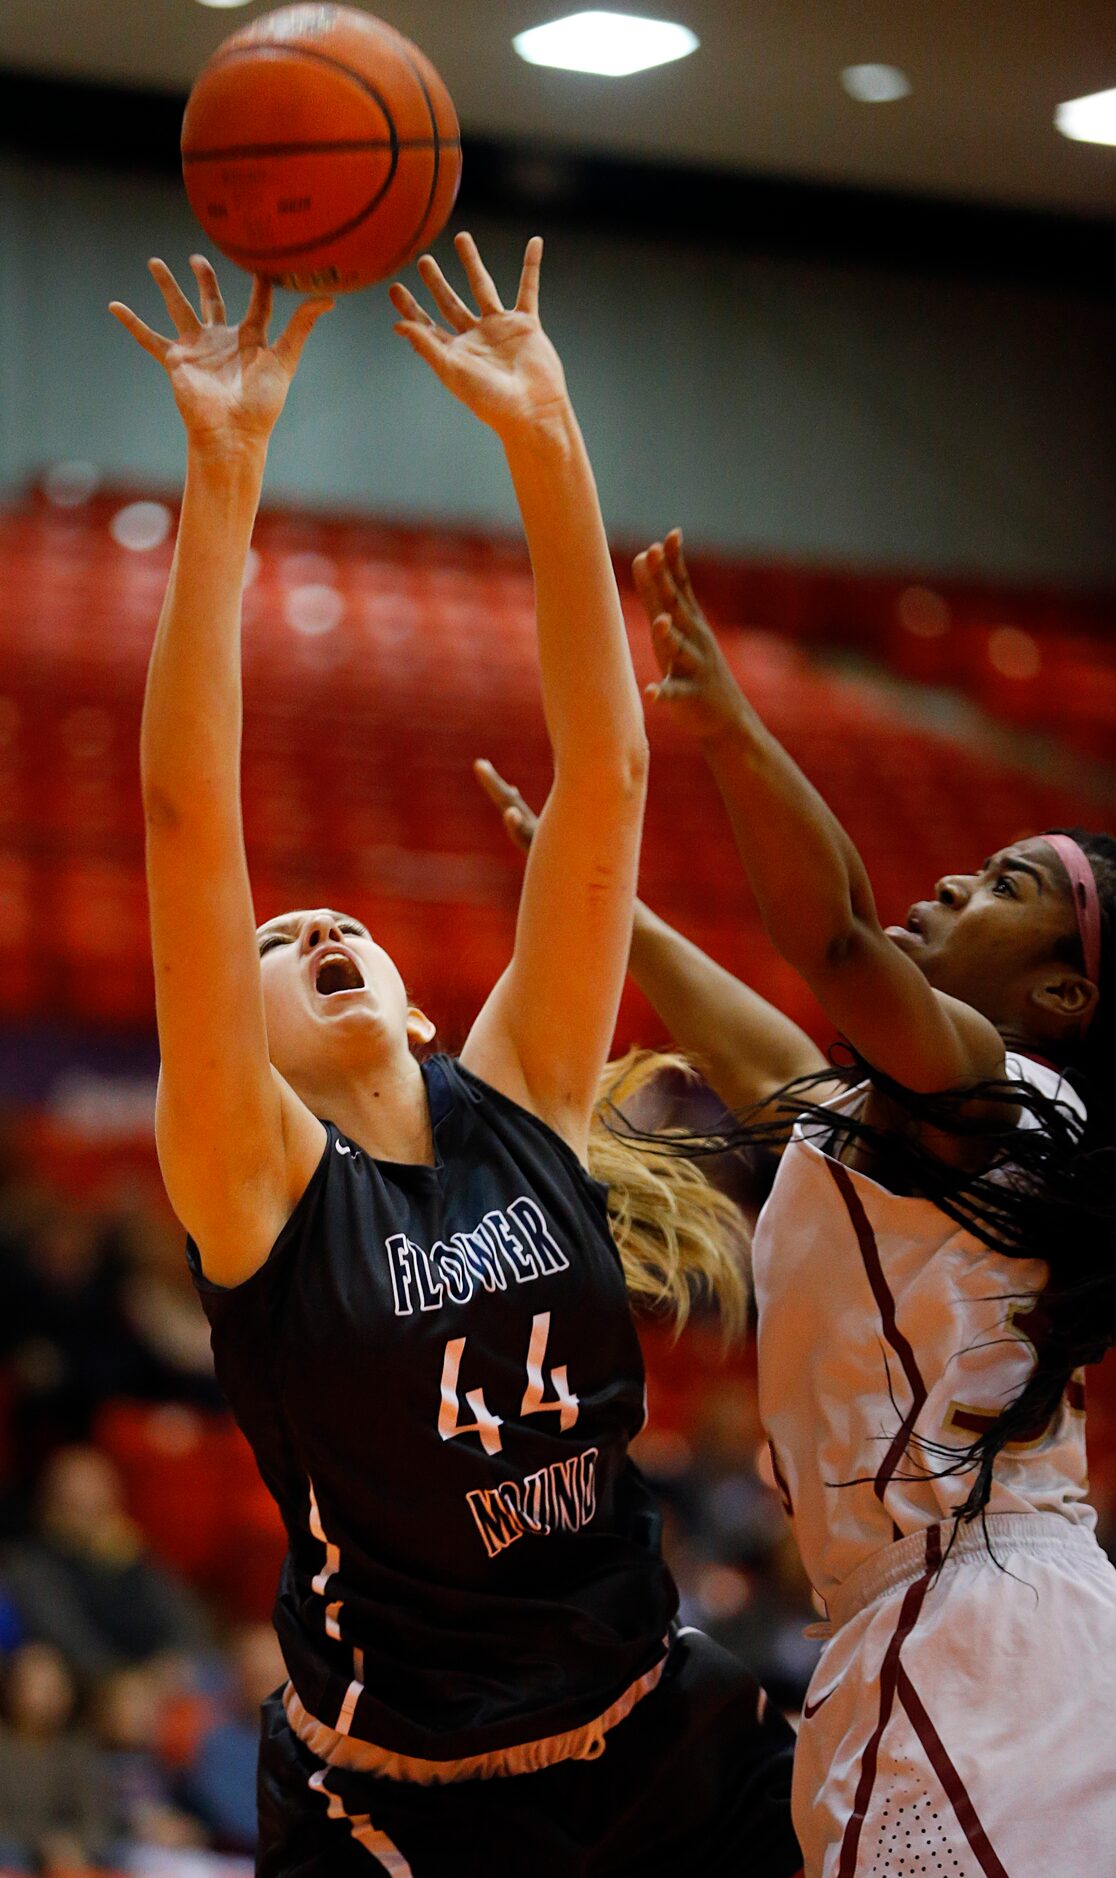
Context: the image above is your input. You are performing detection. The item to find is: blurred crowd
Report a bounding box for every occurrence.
[1,1104,1113,1876]
[0,1114,279,1875]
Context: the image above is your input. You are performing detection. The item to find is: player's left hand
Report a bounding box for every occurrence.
[635,529,746,742]
[390,233,569,441]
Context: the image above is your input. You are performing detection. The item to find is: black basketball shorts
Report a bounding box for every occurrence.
[256,1626,802,1878]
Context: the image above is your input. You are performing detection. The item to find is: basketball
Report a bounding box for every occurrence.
[180,4,461,293]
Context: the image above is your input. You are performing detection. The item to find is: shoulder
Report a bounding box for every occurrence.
[187,1119,338,1302]
[439,1055,610,1211]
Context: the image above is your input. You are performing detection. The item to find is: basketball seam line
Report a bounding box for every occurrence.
[377,29,444,278]
[183,139,459,162]
[208,158,402,261]
[189,40,455,140]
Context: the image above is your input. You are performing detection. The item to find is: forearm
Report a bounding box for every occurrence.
[629,901,739,1053]
[140,443,265,828]
[502,404,645,778]
[702,696,878,972]
[629,900,824,1108]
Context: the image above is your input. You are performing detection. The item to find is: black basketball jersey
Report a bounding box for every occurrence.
[188,1054,677,1762]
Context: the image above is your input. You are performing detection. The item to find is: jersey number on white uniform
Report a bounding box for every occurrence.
[437,1311,579,1455]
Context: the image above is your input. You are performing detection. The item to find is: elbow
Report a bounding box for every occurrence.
[142,782,184,835]
[601,731,651,793]
[140,742,185,833]
[769,910,872,978]
[602,737,650,810]
[816,916,885,976]
[556,732,649,801]
[823,923,861,970]
[619,733,651,794]
[142,776,229,839]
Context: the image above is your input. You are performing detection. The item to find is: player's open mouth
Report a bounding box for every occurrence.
[314,950,366,996]
[885,908,926,943]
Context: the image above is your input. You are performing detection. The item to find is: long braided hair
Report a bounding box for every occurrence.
[604,829,1116,1532]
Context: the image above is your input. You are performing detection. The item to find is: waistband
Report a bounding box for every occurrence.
[817,1513,1101,1638]
[283,1646,668,1784]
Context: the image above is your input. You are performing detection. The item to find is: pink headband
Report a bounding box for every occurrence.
[1043,833,1102,991]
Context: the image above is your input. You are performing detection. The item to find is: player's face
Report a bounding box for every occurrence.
[256,908,418,1080]
[883,837,1083,1020]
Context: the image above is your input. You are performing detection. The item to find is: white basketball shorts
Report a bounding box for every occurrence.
[792,1513,1116,1877]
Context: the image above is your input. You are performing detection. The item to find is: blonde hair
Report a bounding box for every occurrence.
[589,1049,749,1340]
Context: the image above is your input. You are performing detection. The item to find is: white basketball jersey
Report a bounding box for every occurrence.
[752,1055,1094,1604]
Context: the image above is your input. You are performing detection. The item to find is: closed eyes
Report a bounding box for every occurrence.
[258,919,367,956]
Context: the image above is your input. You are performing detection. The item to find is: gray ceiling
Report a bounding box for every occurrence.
[2,1,1115,219]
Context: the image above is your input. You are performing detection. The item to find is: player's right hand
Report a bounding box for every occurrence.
[390,233,570,444]
[109,257,333,456]
[634,529,745,743]
[473,758,537,854]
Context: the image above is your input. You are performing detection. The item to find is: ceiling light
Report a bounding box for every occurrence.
[194,0,253,9]
[841,64,911,104]
[513,11,699,78]
[1055,86,1116,147]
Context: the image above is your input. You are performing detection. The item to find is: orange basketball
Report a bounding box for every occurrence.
[181,4,461,293]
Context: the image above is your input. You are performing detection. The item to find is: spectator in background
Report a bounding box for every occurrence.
[646,1378,821,1714]
[0,1199,133,1481]
[0,1190,222,1494]
[112,1194,223,1408]
[2,1443,210,1679]
[0,1639,112,1871]
[687,1377,784,1557]
[704,1530,823,1719]
[185,1623,284,1853]
[0,1109,47,1242]
[93,1662,209,1858]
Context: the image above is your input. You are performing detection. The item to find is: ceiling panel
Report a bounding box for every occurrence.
[0,1,1114,218]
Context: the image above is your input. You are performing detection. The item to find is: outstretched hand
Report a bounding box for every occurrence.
[473,758,537,854]
[633,529,744,742]
[109,256,333,454]
[390,233,568,440]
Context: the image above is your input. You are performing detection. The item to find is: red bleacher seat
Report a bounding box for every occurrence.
[0,483,1109,1036]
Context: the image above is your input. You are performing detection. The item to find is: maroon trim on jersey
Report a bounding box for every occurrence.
[827,1160,928,1501]
[836,1523,942,1878]
[896,1663,1010,1877]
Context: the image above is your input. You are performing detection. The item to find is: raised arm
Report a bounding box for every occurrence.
[111,259,332,1282]
[635,532,1004,1093]
[474,758,828,1117]
[392,236,647,1157]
